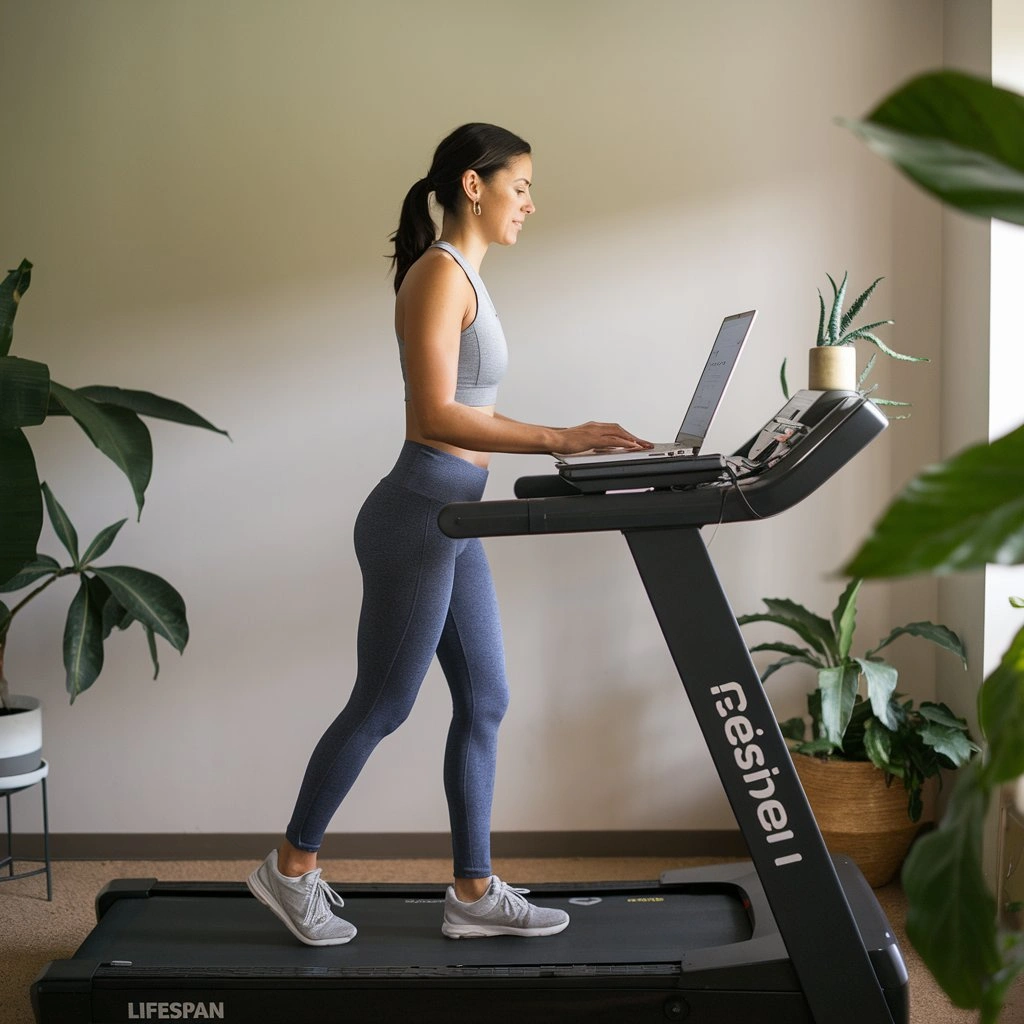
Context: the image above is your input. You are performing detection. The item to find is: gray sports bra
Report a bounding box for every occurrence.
[397,241,508,406]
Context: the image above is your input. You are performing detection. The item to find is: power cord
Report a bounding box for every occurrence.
[724,462,768,520]
[704,463,766,548]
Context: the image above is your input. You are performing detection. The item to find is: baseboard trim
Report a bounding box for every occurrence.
[16,831,748,861]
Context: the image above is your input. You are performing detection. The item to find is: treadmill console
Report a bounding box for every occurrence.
[744,390,819,464]
[556,390,864,494]
[445,390,886,535]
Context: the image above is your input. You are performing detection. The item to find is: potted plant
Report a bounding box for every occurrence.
[780,271,925,405]
[836,68,1024,1018]
[0,258,227,776]
[739,577,978,886]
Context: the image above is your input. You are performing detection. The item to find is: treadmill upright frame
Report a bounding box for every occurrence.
[624,525,897,1024]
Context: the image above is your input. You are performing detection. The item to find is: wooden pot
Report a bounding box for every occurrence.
[808,345,857,391]
[793,753,934,888]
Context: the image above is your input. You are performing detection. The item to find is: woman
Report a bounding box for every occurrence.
[248,123,649,946]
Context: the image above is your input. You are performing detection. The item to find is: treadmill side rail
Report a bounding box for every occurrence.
[96,878,159,919]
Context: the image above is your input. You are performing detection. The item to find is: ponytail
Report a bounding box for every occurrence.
[389,177,435,293]
[388,123,531,294]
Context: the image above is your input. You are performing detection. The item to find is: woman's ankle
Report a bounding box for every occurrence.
[277,840,317,878]
[453,876,491,903]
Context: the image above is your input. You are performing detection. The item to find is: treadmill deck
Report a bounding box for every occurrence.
[77,879,755,976]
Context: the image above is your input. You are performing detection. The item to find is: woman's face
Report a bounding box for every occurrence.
[477,154,535,246]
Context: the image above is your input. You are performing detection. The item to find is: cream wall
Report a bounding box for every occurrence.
[2,0,948,843]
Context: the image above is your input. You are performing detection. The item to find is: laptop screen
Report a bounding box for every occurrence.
[674,310,756,445]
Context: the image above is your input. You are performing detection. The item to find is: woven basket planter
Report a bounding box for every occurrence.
[793,753,935,888]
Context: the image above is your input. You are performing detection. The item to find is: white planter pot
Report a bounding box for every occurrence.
[808,345,857,391]
[0,694,43,779]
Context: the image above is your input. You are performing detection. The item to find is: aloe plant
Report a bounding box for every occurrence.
[816,272,895,349]
[780,271,925,407]
[739,578,976,821]
[838,69,1024,1021]
[0,259,227,708]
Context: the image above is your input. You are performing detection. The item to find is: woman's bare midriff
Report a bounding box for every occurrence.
[405,403,493,469]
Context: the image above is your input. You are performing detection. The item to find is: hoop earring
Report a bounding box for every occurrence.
[472,201,482,217]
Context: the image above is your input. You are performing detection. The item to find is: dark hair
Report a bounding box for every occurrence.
[388,123,531,293]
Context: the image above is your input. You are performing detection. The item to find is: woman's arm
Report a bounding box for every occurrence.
[401,256,647,455]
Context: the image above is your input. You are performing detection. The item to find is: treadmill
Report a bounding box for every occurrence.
[32,389,909,1024]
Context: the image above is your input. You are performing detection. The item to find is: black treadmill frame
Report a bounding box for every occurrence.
[437,391,900,1024]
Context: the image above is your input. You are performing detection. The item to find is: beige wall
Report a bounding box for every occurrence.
[2,0,949,840]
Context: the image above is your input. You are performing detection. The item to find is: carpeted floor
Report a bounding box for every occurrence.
[0,855,1010,1023]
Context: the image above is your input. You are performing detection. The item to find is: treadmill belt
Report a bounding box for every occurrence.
[78,887,752,973]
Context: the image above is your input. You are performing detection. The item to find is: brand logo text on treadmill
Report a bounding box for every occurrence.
[710,681,802,868]
[127,1003,225,1020]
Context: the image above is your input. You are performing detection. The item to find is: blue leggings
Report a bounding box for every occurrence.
[286,442,509,878]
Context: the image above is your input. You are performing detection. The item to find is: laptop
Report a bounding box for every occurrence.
[555,309,756,467]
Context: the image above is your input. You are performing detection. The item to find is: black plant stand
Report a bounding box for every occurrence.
[0,759,52,900]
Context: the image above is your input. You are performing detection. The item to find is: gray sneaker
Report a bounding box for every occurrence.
[442,876,570,939]
[246,849,357,946]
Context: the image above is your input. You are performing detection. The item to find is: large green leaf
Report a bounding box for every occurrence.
[0,260,31,358]
[49,382,153,518]
[865,621,968,665]
[91,566,188,653]
[855,658,899,730]
[747,641,824,681]
[739,599,837,662]
[0,555,60,594]
[842,70,1024,226]
[41,482,80,565]
[831,578,861,662]
[844,423,1024,578]
[95,578,133,639]
[761,599,838,661]
[757,653,824,683]
[902,762,1012,1017]
[0,428,42,585]
[920,720,978,768]
[63,576,105,703]
[977,624,1024,784]
[819,664,859,747]
[144,624,160,680]
[75,386,230,438]
[918,701,973,731]
[863,718,897,774]
[0,356,50,428]
[90,575,160,680]
[841,68,1024,1024]
[80,519,128,566]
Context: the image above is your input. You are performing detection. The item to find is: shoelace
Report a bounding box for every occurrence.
[302,870,345,928]
[494,880,531,921]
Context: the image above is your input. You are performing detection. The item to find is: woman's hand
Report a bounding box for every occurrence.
[553,422,652,456]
